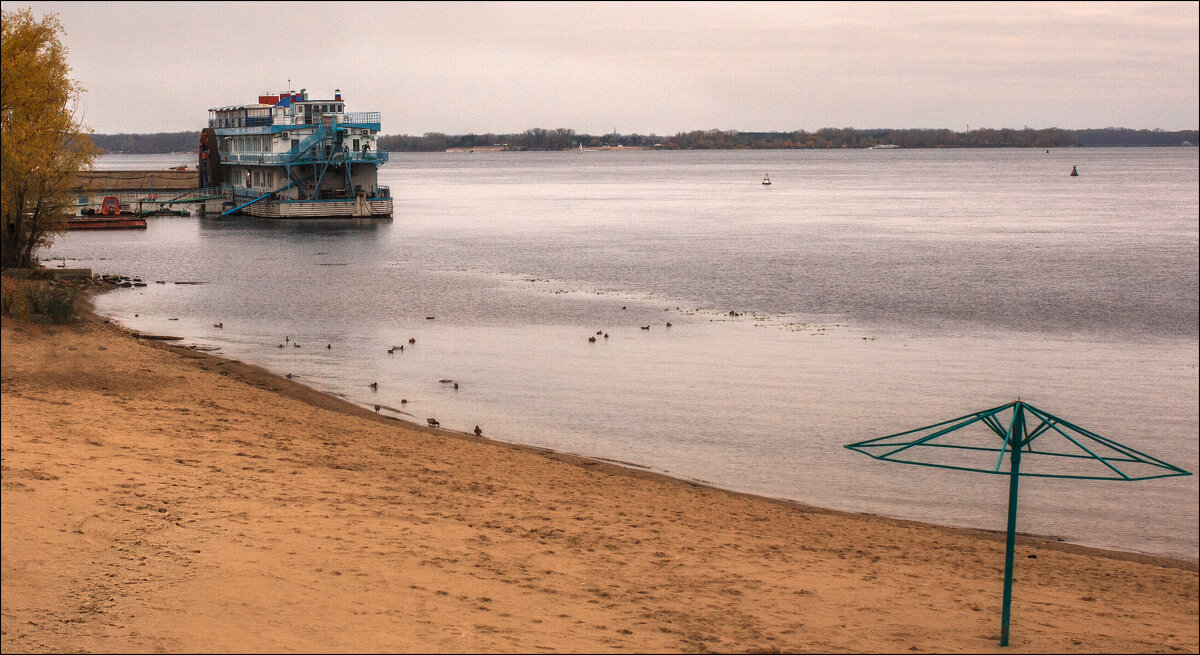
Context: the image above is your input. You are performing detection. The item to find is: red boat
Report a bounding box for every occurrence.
[69,195,147,229]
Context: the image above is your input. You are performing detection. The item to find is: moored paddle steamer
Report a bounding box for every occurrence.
[200,88,392,218]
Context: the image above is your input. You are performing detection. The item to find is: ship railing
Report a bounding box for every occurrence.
[343,150,388,163]
[339,112,381,126]
[207,113,381,129]
[286,149,389,165]
[209,115,289,129]
[222,149,389,166]
[166,185,234,203]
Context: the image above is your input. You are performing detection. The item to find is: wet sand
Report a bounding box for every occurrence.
[2,308,1197,653]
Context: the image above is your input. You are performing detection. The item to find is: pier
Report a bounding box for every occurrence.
[71,170,230,215]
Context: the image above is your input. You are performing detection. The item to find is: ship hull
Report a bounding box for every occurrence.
[234,197,393,218]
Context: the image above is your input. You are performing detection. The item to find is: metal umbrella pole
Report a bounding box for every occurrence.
[999,402,1024,646]
[845,400,1191,647]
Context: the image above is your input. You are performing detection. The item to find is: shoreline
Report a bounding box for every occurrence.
[123,321,1200,570]
[114,308,1196,569]
[108,306,1196,569]
[153,332,1200,569]
[3,296,1197,652]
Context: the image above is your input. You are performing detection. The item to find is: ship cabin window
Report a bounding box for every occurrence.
[290,139,299,151]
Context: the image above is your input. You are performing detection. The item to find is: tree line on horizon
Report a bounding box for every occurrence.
[89,126,1199,155]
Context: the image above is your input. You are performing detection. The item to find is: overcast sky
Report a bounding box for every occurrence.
[13,1,1200,135]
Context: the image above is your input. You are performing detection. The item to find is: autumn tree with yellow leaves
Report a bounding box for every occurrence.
[1,8,95,269]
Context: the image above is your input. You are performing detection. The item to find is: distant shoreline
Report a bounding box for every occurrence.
[91,126,1199,155]
[93,143,1200,156]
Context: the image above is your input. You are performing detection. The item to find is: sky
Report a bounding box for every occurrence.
[10,1,1200,135]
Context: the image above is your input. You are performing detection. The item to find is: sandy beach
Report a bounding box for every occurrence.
[2,305,1197,653]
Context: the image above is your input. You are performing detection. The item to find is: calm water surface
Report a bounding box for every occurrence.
[45,149,1199,560]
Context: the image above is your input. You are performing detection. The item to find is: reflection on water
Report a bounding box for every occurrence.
[45,149,1199,560]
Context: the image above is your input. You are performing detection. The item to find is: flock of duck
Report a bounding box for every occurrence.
[217,310,692,443]
[587,321,671,342]
[263,330,479,438]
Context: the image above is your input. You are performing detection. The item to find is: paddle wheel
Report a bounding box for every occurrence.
[198,127,224,188]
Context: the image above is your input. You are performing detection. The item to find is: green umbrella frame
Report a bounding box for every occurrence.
[844,400,1192,646]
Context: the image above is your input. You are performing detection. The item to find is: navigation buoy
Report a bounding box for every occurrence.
[1070,166,1078,177]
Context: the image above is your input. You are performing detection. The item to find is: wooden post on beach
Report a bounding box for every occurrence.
[999,403,1026,647]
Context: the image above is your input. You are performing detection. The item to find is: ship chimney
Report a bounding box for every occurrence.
[334,89,342,101]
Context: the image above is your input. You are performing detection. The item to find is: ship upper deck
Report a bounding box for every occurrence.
[209,89,381,135]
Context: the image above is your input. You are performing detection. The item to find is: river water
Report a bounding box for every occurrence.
[44,148,1199,561]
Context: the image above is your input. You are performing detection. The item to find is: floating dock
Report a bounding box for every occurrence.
[66,216,147,230]
[71,170,230,216]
